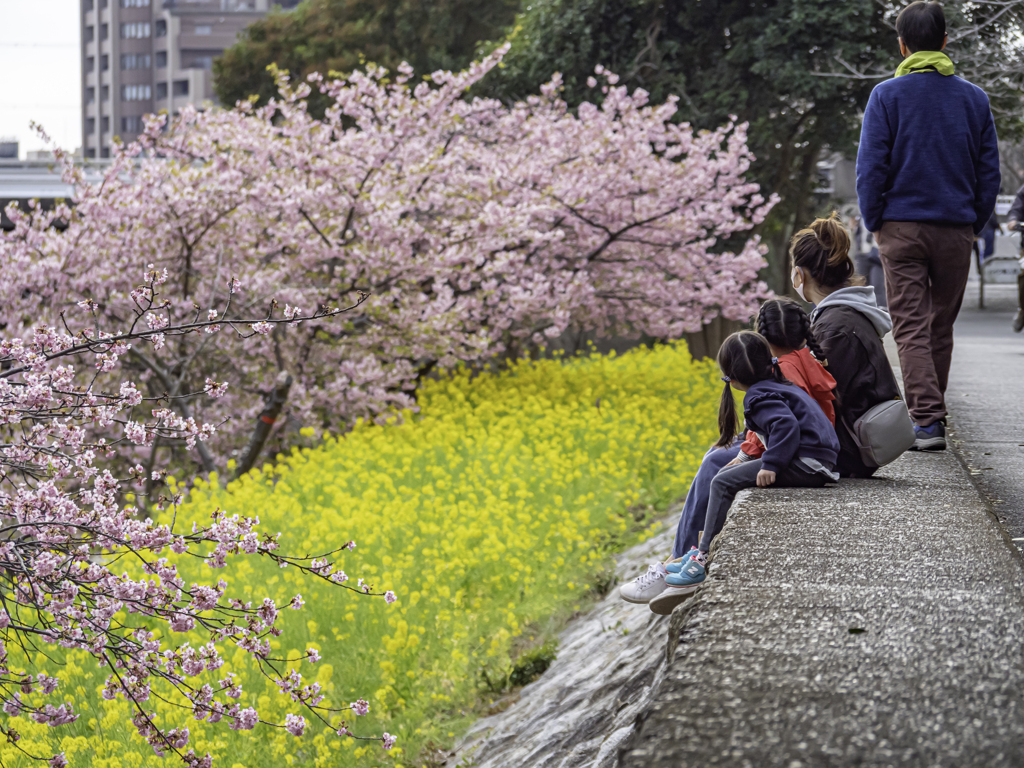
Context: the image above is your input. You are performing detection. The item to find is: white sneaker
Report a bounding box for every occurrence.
[619,563,669,604]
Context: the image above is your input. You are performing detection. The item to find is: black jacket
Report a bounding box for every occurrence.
[812,304,901,478]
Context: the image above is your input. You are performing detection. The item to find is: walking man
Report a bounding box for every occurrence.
[856,1,1001,451]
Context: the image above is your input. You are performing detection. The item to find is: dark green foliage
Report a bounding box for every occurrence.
[507,641,559,688]
[484,0,1024,290]
[478,640,559,693]
[213,0,519,114]
[484,0,894,290]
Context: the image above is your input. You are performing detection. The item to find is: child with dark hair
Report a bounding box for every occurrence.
[647,331,839,614]
[620,300,837,608]
[753,298,836,423]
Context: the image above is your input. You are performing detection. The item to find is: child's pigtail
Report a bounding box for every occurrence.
[804,326,829,368]
[770,356,787,384]
[799,312,829,367]
[715,381,738,448]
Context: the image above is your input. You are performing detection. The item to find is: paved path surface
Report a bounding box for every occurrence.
[947,283,1024,542]
[622,448,1024,767]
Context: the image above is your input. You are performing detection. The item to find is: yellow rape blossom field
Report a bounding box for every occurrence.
[0,343,721,768]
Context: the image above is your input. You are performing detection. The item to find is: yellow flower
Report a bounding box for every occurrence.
[7,343,717,768]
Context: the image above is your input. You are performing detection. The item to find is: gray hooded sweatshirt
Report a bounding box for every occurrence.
[809,286,892,338]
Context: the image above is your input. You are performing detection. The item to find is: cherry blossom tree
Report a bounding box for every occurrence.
[1,47,773,483]
[0,264,395,766]
[0,45,773,766]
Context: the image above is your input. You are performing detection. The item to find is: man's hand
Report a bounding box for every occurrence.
[725,457,743,467]
[756,469,777,487]
[1008,220,1019,232]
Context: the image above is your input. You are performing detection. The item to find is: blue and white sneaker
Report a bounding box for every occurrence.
[649,555,706,615]
[909,421,946,452]
[665,547,701,574]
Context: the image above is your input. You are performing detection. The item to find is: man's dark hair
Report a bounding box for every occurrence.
[896,2,947,52]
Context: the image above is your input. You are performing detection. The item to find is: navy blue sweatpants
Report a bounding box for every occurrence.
[671,442,741,559]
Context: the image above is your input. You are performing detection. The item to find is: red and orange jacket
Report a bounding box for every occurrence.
[740,346,837,459]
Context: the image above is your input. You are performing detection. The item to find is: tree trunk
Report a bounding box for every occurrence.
[684,315,743,360]
[233,371,293,479]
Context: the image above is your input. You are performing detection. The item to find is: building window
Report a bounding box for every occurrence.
[194,25,212,35]
[85,26,94,42]
[173,79,189,96]
[183,54,213,70]
[101,147,110,159]
[86,56,95,73]
[121,116,144,133]
[84,0,93,10]
[85,148,96,159]
[155,51,167,68]
[100,23,108,41]
[155,19,167,37]
[101,54,109,71]
[120,0,150,5]
[86,86,96,104]
[121,22,151,39]
[101,85,110,101]
[120,54,152,70]
[86,117,96,134]
[100,0,108,7]
[101,116,110,133]
[121,84,153,101]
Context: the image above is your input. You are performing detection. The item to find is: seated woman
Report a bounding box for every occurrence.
[790,213,903,476]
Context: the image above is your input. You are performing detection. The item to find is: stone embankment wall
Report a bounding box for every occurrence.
[448,512,683,768]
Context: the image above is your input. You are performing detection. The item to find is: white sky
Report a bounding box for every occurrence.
[0,0,81,158]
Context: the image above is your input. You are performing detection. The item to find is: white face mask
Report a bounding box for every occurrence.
[791,266,806,302]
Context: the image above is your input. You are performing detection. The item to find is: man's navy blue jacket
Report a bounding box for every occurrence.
[743,381,839,475]
[856,69,1000,234]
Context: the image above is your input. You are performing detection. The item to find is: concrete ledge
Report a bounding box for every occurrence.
[621,448,1024,767]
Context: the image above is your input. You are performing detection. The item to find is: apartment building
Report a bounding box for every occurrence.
[80,0,299,158]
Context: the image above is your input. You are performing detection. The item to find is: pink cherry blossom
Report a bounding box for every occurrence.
[1,48,769,483]
[351,699,370,716]
[284,713,306,736]
[0,46,772,766]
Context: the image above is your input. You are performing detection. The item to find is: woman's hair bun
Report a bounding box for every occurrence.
[812,212,851,268]
[790,210,859,290]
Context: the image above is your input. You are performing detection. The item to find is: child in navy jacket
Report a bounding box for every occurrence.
[649,331,839,612]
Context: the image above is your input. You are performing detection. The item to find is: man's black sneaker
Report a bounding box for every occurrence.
[1013,309,1024,333]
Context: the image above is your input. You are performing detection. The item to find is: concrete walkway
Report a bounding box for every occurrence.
[622,285,1024,767]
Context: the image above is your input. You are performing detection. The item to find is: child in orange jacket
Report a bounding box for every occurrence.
[738,298,837,461]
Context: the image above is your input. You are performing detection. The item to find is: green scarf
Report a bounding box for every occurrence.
[895,50,955,77]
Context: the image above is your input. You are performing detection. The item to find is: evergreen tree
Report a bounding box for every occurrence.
[214,0,519,114]
[485,0,1024,289]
